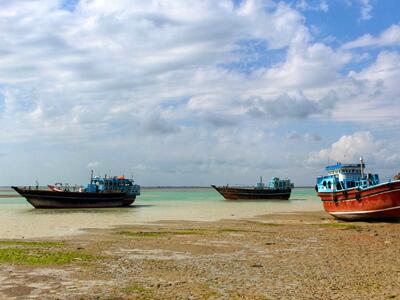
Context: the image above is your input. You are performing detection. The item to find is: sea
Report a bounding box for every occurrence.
[0,187,321,239]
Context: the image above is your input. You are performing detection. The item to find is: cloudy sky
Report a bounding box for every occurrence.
[0,0,399,186]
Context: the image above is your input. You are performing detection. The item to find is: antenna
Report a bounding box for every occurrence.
[90,170,93,184]
[360,156,364,179]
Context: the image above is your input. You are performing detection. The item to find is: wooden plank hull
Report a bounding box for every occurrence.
[12,187,135,209]
[211,185,291,200]
[317,181,400,220]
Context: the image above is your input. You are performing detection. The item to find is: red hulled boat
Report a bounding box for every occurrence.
[212,177,293,200]
[316,158,400,221]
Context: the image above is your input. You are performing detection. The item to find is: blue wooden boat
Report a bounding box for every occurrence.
[316,157,400,220]
[12,174,140,209]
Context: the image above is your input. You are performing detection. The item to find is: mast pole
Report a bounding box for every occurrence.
[360,156,364,179]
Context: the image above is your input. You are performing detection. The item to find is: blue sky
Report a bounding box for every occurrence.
[302,1,399,37]
[0,0,399,186]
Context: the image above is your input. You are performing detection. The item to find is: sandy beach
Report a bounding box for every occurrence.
[1,211,399,299]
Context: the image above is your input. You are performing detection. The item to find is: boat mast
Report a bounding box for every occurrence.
[360,156,364,179]
[90,170,93,184]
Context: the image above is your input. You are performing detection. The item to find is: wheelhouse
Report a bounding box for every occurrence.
[256,177,294,190]
[316,160,379,193]
[85,175,140,196]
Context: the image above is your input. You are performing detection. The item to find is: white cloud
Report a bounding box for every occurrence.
[331,51,400,125]
[308,131,400,171]
[238,1,310,49]
[0,0,398,186]
[246,91,336,120]
[287,131,321,142]
[344,0,373,21]
[359,0,372,21]
[0,0,317,145]
[87,161,100,168]
[343,25,400,49]
[296,0,328,13]
[309,131,383,163]
[263,43,351,89]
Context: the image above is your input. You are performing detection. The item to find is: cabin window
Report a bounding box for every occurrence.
[323,181,326,187]
[327,181,332,189]
[336,183,342,190]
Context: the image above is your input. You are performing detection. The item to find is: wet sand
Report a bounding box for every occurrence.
[1,211,399,299]
[0,188,20,198]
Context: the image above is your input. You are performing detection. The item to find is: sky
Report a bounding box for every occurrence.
[0,0,399,186]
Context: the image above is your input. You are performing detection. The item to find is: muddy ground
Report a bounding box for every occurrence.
[0,211,399,299]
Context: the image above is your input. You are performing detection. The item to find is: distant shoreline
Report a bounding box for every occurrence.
[142,186,314,189]
[0,186,314,190]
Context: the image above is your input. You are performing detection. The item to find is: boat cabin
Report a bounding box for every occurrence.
[256,177,294,190]
[316,161,379,192]
[85,176,140,196]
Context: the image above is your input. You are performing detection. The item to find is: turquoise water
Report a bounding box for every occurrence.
[0,187,321,238]
[141,186,316,201]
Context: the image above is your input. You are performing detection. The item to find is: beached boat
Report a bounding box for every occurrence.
[212,177,294,200]
[315,158,400,221]
[12,174,140,209]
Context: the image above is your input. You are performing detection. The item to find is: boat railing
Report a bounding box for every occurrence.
[26,186,42,191]
[57,185,84,192]
[35,184,84,192]
[224,184,254,188]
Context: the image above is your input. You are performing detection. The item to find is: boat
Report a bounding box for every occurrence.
[315,157,400,221]
[212,177,294,200]
[12,173,140,209]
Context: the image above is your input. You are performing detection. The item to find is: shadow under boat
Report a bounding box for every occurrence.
[25,204,154,215]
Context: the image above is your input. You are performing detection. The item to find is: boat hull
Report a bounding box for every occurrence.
[12,187,136,209]
[211,185,291,200]
[317,181,400,221]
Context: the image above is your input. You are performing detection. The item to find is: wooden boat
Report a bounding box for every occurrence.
[316,158,400,221]
[12,174,140,209]
[212,177,293,200]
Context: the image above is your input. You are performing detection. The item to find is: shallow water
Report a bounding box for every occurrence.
[0,187,321,239]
